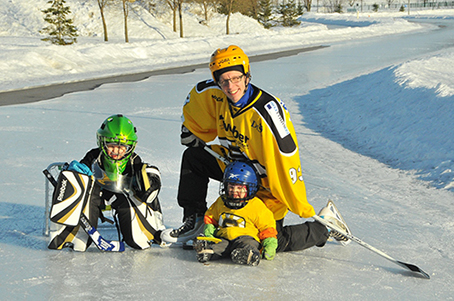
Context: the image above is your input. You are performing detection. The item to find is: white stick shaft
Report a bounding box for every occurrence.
[313,215,429,278]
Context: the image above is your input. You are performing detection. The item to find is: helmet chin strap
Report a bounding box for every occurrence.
[244,74,251,91]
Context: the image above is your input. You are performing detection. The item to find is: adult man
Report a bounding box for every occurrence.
[161,45,349,252]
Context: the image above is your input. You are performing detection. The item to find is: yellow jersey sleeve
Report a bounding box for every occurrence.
[182,80,222,143]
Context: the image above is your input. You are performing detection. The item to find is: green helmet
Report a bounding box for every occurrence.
[96,114,138,181]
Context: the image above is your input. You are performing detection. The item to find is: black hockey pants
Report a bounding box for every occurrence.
[275,219,329,252]
[177,146,223,219]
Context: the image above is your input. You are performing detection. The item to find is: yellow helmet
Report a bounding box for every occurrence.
[209,45,250,83]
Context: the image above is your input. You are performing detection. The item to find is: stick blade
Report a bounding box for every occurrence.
[397,261,430,279]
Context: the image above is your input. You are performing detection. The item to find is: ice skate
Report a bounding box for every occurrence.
[231,246,260,266]
[193,237,214,263]
[318,200,351,246]
[160,213,204,244]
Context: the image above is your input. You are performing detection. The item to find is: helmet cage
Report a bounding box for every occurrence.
[96,114,137,162]
[220,161,259,209]
[96,114,138,179]
[98,136,136,161]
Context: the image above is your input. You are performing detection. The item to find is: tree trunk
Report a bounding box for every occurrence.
[173,8,177,32]
[226,12,230,35]
[178,1,183,37]
[123,0,129,43]
[100,9,108,41]
[203,2,208,21]
[97,1,109,42]
[226,0,234,35]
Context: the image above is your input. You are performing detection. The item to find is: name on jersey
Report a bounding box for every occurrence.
[221,117,250,144]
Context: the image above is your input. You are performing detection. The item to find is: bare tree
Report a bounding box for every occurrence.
[178,0,184,37]
[138,0,156,13]
[218,0,237,35]
[164,0,185,37]
[246,0,259,19]
[97,0,110,41]
[121,0,135,42]
[303,0,313,11]
[225,0,235,35]
[165,0,178,32]
[324,0,344,12]
[190,0,217,23]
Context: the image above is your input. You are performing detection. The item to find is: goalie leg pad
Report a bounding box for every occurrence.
[113,193,166,249]
[50,170,94,226]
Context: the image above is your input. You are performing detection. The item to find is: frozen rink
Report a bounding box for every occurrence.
[1,2,454,300]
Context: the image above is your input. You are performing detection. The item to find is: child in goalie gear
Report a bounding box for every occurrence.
[48,114,165,251]
[194,161,278,266]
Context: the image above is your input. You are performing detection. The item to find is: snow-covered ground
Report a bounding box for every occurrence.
[1,1,454,299]
[1,0,451,92]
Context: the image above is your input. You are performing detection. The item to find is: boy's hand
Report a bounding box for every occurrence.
[262,237,278,260]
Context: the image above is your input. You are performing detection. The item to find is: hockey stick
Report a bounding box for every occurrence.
[313,215,430,279]
[196,236,222,244]
[43,169,125,252]
[203,145,230,165]
[202,144,272,193]
[205,139,429,278]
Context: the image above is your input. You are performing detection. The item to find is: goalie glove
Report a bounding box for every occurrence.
[180,125,204,147]
[134,164,161,204]
[67,160,93,176]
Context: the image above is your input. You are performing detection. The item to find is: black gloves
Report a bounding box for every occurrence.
[180,125,204,147]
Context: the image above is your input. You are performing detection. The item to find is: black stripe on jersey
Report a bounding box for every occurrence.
[195,79,219,93]
[253,89,297,154]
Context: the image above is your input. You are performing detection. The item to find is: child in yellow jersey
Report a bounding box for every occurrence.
[194,161,278,266]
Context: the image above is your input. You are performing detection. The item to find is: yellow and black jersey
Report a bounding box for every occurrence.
[204,196,277,242]
[182,80,316,220]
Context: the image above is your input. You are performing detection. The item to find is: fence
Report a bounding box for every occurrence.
[313,0,454,13]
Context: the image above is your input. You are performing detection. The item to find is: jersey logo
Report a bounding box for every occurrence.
[251,119,262,133]
[265,101,290,139]
[254,97,297,155]
[221,117,250,144]
[212,95,223,102]
[219,213,246,228]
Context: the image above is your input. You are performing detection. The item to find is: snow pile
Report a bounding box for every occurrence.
[299,48,454,191]
[395,50,454,97]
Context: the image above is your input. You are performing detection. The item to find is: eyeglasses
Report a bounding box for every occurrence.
[218,75,244,87]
